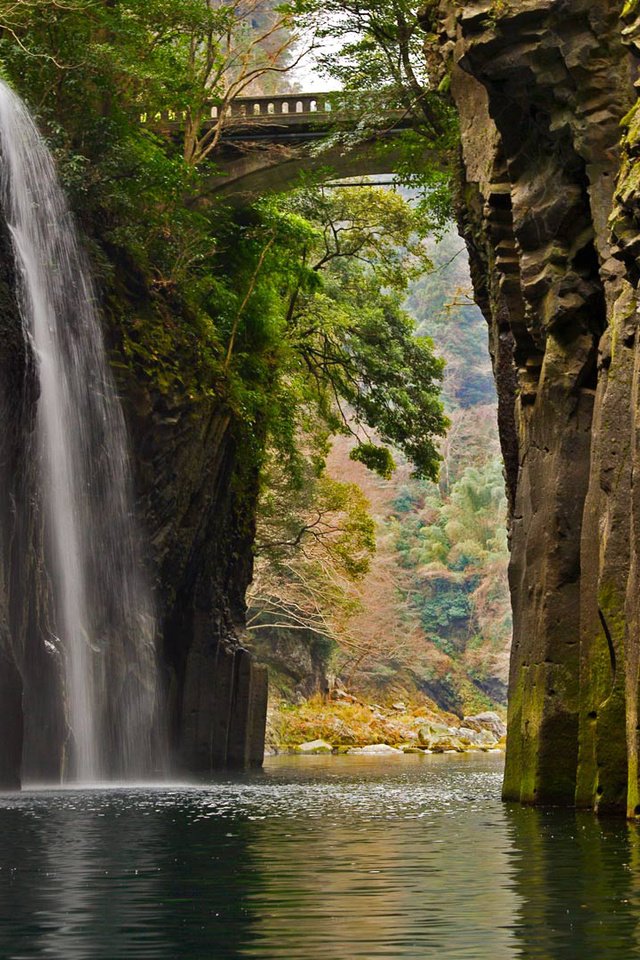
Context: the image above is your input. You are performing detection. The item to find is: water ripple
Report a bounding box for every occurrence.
[0,755,636,960]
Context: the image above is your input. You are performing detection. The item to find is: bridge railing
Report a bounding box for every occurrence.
[140,93,336,127]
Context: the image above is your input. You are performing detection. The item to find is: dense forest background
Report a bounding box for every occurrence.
[249,227,511,720]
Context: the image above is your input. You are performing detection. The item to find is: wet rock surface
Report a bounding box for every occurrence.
[430,0,640,813]
[121,371,268,774]
[296,739,333,754]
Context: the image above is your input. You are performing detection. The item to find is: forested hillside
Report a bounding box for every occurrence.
[252,227,511,723]
[392,230,511,706]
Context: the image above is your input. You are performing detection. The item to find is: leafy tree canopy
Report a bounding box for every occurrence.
[0,0,450,568]
[222,186,449,482]
[302,0,458,223]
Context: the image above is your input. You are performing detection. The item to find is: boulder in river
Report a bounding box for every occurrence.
[296,739,333,755]
[462,712,506,740]
[431,737,465,754]
[455,726,498,747]
[417,723,455,746]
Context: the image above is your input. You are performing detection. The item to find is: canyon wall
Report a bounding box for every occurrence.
[425,0,640,813]
[0,246,267,786]
[125,382,268,776]
[122,367,269,776]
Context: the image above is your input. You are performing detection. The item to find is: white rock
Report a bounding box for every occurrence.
[296,739,333,754]
[463,711,507,739]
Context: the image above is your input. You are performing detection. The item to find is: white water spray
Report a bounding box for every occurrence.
[0,82,160,781]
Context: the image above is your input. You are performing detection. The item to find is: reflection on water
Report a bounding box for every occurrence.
[505,804,640,959]
[0,755,639,958]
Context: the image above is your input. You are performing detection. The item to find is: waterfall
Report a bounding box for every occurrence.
[0,81,160,782]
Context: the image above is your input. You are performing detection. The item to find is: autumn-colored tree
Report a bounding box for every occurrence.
[248,452,375,651]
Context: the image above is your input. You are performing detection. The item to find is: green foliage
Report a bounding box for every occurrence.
[257,452,376,583]
[271,186,448,480]
[249,450,377,648]
[304,0,459,225]
[310,0,450,133]
[350,443,395,480]
[421,585,473,633]
[394,455,510,657]
[404,228,495,411]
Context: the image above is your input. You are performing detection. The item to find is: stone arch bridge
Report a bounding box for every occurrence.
[141,92,414,199]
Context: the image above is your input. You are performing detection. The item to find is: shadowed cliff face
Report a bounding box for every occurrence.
[428,0,640,813]
[122,373,268,775]
[100,267,269,777]
[0,239,267,787]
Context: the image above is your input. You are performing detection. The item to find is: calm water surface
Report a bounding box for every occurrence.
[1,754,640,959]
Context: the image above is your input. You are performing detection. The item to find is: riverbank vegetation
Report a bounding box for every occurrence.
[254,231,511,738]
[268,691,506,754]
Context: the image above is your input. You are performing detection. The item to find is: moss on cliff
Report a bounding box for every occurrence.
[432,0,638,813]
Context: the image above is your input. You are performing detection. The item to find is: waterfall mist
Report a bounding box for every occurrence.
[0,81,162,782]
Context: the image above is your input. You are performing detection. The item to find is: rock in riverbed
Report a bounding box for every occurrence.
[462,712,506,740]
[295,739,333,754]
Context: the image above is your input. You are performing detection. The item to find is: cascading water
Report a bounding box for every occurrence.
[0,81,161,782]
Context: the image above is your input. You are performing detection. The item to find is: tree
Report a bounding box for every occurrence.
[247,453,375,650]
[177,0,317,165]
[301,0,458,223]
[0,0,315,161]
[267,186,449,481]
[239,186,448,660]
[313,0,445,134]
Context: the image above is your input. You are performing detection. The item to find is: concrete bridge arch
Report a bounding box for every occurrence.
[142,92,415,200]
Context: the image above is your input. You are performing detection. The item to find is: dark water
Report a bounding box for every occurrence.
[1,754,640,959]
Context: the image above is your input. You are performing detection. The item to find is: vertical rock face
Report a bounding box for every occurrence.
[0,241,267,786]
[123,376,269,774]
[429,0,640,812]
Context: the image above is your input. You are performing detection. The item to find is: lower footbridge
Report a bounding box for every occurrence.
[141,92,414,198]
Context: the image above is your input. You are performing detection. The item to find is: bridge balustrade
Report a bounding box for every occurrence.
[139,93,334,128]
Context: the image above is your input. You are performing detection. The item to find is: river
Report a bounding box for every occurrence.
[0,754,638,959]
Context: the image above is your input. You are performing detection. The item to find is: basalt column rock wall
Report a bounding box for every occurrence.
[427,0,640,813]
[132,395,269,774]
[110,274,269,776]
[0,245,268,787]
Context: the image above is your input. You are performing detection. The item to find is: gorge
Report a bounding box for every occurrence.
[1,0,640,823]
[7,1,640,956]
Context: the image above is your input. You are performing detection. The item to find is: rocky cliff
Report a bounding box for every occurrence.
[425,0,640,814]
[0,242,267,786]
[98,270,269,777]
[124,379,268,776]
